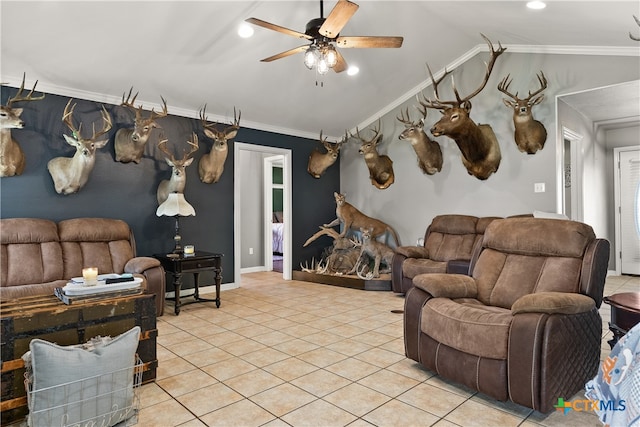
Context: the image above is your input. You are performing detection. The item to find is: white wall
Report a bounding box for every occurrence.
[239,150,264,268]
[340,51,640,248]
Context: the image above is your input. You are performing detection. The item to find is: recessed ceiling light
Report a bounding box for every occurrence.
[527,1,546,10]
[238,22,254,38]
[347,65,359,76]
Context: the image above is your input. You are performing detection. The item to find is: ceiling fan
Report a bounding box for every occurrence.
[246,0,403,74]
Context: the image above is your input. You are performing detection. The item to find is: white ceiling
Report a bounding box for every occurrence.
[2,1,639,139]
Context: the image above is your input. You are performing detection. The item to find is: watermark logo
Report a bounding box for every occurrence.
[554,397,626,415]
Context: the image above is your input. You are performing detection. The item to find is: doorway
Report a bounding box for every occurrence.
[561,127,584,221]
[234,142,292,287]
[614,146,640,275]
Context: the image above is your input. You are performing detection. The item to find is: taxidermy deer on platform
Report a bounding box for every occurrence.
[324,192,400,246]
[198,106,240,184]
[0,73,45,177]
[421,34,505,180]
[47,100,112,195]
[115,87,168,163]
[157,133,199,205]
[497,71,548,154]
[352,120,394,189]
[307,130,345,178]
[397,102,443,175]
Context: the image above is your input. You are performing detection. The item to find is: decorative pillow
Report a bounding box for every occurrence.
[23,326,140,427]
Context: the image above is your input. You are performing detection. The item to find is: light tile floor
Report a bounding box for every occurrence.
[137,272,639,427]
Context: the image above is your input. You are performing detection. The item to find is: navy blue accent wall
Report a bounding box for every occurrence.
[0,88,340,285]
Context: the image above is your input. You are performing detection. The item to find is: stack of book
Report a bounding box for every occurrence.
[55,274,142,304]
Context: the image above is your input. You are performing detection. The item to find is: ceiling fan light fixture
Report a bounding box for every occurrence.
[325,45,338,68]
[317,56,330,75]
[304,46,318,69]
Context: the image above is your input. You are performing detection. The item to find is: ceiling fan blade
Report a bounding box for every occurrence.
[332,49,348,73]
[319,0,359,39]
[260,45,309,62]
[335,36,404,48]
[246,17,312,40]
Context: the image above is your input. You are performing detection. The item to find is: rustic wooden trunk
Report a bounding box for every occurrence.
[0,293,157,424]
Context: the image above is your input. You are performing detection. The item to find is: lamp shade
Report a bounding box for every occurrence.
[156,192,196,217]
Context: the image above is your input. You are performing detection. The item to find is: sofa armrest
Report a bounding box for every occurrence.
[511,292,595,315]
[395,246,429,258]
[125,256,161,274]
[446,259,471,275]
[413,273,478,299]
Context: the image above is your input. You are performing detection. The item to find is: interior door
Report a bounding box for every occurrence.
[618,148,640,275]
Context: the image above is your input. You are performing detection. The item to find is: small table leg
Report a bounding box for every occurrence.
[215,267,221,308]
[173,272,182,315]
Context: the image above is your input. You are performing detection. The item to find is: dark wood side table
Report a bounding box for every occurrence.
[154,251,223,315]
[603,292,640,349]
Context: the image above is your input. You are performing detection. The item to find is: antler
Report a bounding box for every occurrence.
[157,134,175,162]
[200,105,241,134]
[62,99,112,141]
[631,15,640,41]
[498,71,547,102]
[148,96,168,121]
[351,118,381,143]
[397,101,428,126]
[7,73,45,107]
[121,87,167,122]
[182,133,199,159]
[422,34,505,109]
[303,225,341,247]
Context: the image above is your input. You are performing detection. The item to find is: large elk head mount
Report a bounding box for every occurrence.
[0,73,45,177]
[497,71,548,154]
[198,106,240,184]
[47,99,112,195]
[421,34,505,180]
[307,130,345,178]
[396,102,443,175]
[115,87,168,164]
[156,133,199,205]
[351,120,394,189]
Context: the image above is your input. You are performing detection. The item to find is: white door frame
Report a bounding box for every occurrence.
[613,145,640,275]
[234,142,292,287]
[263,155,285,271]
[557,126,584,221]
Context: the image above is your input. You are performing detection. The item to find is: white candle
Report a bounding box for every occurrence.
[82,267,98,286]
[184,245,195,255]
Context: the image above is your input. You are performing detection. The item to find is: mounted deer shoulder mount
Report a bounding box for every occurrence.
[198,106,240,184]
[324,192,400,246]
[47,99,112,195]
[421,34,505,180]
[397,102,443,175]
[115,87,168,164]
[157,133,199,205]
[497,71,548,154]
[307,130,345,178]
[351,120,394,189]
[0,73,45,177]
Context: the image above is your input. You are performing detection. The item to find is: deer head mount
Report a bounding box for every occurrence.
[114,87,168,164]
[0,73,45,177]
[397,102,443,175]
[157,133,199,205]
[497,71,548,154]
[307,130,345,178]
[630,15,640,41]
[421,34,505,180]
[47,99,112,195]
[198,106,240,184]
[351,120,394,189]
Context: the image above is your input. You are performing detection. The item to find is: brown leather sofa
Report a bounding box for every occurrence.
[1,218,166,316]
[392,214,500,293]
[404,217,610,413]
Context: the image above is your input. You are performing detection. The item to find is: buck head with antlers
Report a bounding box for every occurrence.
[421,34,505,180]
[397,102,443,175]
[157,133,199,205]
[351,120,395,189]
[47,99,112,195]
[307,130,345,178]
[497,71,548,154]
[0,73,45,177]
[114,87,168,163]
[198,106,240,184]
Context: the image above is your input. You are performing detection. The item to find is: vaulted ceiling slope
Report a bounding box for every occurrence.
[2,1,639,139]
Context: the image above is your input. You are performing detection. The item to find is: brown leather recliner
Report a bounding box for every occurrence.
[404,217,609,413]
[392,215,500,294]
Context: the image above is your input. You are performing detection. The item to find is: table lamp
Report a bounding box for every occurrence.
[156,192,196,254]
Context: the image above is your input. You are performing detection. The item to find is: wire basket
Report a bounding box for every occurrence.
[25,355,143,427]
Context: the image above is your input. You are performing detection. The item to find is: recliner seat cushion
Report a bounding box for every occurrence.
[421,298,512,360]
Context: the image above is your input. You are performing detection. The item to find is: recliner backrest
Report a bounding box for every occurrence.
[471,218,600,309]
[58,218,135,279]
[424,215,478,262]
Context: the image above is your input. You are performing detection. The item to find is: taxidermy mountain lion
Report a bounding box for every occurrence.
[324,192,400,246]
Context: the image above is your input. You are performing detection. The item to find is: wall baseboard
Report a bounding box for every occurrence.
[240,266,268,274]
